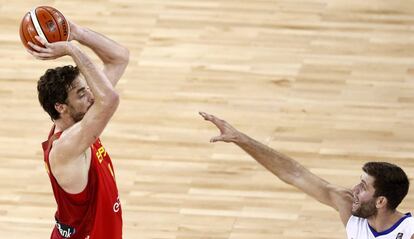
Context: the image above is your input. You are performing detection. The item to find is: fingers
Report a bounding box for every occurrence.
[200,111,228,130]
[27,41,52,53]
[199,111,210,120]
[210,135,224,143]
[34,36,50,47]
[199,112,238,143]
[199,111,220,123]
[26,37,69,60]
[26,47,54,60]
[200,112,228,142]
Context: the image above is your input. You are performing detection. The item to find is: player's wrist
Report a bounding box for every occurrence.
[234,132,249,144]
[68,22,82,42]
[66,42,79,56]
[73,27,93,46]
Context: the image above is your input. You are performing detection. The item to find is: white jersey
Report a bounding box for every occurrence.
[346,213,414,239]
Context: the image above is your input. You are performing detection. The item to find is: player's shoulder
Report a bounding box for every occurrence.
[389,213,414,239]
[401,212,414,222]
[405,213,414,225]
[346,215,365,227]
[401,213,414,239]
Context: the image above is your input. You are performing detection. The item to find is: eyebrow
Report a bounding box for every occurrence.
[359,175,367,186]
[361,179,367,187]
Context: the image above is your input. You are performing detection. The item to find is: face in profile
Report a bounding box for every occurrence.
[64,76,95,123]
[351,172,378,218]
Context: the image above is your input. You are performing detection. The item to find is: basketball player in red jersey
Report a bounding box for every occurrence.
[26,20,129,239]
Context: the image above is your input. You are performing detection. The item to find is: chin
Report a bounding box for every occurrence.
[72,112,86,123]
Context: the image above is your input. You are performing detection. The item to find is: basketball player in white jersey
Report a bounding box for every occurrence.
[199,112,414,239]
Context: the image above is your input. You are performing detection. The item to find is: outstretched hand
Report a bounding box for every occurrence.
[27,36,71,60]
[199,112,241,143]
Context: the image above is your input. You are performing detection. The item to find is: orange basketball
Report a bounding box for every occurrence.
[19,6,70,50]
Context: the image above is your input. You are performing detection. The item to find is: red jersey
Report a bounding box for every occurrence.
[42,126,122,239]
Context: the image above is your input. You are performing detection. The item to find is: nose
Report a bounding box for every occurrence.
[352,183,361,196]
[86,88,95,103]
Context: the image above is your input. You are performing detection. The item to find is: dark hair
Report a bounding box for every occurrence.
[37,65,80,120]
[362,162,409,210]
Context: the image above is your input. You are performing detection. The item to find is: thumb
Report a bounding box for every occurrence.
[210,135,225,143]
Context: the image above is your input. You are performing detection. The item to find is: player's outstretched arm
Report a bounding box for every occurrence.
[69,21,129,87]
[199,112,354,226]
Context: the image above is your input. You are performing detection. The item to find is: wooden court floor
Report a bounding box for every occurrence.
[0,0,413,238]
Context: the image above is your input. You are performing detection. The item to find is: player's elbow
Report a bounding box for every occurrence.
[100,91,120,111]
[121,47,130,64]
[108,91,120,107]
[116,46,129,66]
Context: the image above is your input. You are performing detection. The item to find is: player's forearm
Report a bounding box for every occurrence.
[71,25,129,66]
[234,132,337,206]
[234,133,305,184]
[67,43,119,105]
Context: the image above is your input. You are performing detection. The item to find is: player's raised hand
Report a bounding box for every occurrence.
[199,112,241,143]
[27,36,72,60]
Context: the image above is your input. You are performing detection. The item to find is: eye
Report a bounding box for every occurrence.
[356,182,364,190]
[78,90,86,98]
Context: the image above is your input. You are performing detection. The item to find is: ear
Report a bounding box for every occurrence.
[54,102,67,115]
[375,196,388,209]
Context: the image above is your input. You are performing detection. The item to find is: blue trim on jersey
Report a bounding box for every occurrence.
[368,213,412,237]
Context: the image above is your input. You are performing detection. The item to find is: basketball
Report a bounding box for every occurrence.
[19,6,70,50]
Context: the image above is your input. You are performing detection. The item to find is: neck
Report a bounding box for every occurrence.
[367,209,404,232]
[54,116,75,133]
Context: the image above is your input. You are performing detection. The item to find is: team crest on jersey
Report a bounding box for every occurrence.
[95,144,107,163]
[396,233,403,239]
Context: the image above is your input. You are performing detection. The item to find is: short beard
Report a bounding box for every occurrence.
[352,197,378,218]
[70,111,85,123]
[67,104,85,123]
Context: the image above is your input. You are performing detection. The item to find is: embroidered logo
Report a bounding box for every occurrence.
[396,233,403,239]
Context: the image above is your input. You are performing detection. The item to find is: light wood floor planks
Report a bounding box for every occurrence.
[0,0,414,238]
